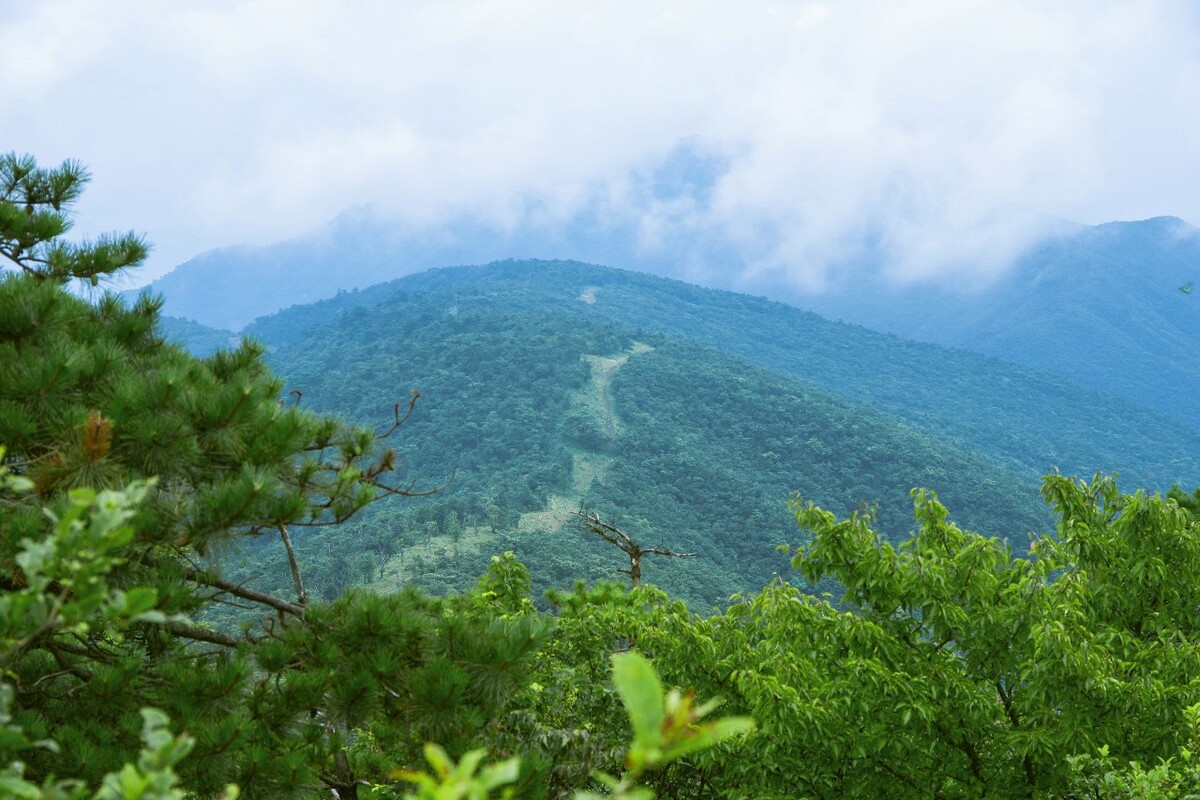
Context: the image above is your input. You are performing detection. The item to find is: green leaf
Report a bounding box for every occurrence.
[423,742,454,778]
[123,587,160,616]
[479,757,520,789]
[662,717,755,761]
[611,651,665,749]
[0,775,42,799]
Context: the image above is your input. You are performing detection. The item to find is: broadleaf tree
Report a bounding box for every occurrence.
[536,476,1200,798]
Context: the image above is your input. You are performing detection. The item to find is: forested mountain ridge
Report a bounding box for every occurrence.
[157,314,240,356]
[140,211,1200,431]
[238,258,1200,493]
[232,303,1049,609]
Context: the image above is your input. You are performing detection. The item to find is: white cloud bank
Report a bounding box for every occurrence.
[3,0,1199,289]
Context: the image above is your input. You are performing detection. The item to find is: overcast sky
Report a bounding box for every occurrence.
[4,0,1199,288]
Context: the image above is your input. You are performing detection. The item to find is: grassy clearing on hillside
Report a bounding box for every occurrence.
[519,342,654,534]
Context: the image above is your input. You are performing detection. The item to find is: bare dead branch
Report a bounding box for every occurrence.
[575,509,694,588]
[377,390,421,439]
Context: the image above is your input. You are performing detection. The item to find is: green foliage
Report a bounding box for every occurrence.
[0,462,235,800]
[389,651,752,800]
[1,685,237,800]
[0,153,147,285]
[255,296,1048,608]
[0,155,552,798]
[531,474,1200,798]
[1065,703,1200,799]
[91,709,235,800]
[0,463,161,669]
[577,651,753,800]
[390,744,520,800]
[246,259,1200,491]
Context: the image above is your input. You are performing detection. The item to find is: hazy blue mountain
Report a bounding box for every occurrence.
[132,141,744,331]
[132,213,418,331]
[156,315,238,356]
[244,259,1200,494]
[794,217,1200,427]
[136,207,743,332]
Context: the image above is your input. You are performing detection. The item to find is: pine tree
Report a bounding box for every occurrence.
[0,154,550,798]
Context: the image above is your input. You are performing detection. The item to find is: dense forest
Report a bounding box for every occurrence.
[241,259,1200,490]
[232,298,1049,610]
[6,154,1200,799]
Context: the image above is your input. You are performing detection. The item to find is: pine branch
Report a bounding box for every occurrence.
[278,524,308,606]
[165,621,253,648]
[180,565,305,618]
[41,643,93,684]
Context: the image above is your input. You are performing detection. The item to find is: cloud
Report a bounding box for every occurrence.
[2,0,1199,290]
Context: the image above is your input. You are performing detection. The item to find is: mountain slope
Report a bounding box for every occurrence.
[242,303,1050,608]
[139,209,1200,429]
[245,259,1200,492]
[156,315,238,356]
[795,217,1200,427]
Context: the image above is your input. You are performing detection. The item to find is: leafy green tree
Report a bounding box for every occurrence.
[365,522,400,579]
[486,504,502,534]
[389,650,752,800]
[538,475,1200,798]
[1064,702,1200,799]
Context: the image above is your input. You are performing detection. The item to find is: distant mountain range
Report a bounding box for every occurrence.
[170,259,1200,606]
[794,217,1200,428]
[142,213,1200,431]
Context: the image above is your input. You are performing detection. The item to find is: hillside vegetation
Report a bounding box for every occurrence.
[244,259,1200,492]
[799,217,1200,427]
[239,304,1048,608]
[144,208,1200,431]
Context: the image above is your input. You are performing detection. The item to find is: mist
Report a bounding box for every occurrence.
[4,0,1199,290]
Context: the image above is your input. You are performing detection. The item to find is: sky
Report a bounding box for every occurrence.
[4,0,1200,289]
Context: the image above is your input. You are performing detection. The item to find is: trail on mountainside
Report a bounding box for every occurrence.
[582,341,654,439]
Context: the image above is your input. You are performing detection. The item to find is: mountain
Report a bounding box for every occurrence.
[244,259,1200,492]
[133,212,414,331]
[134,201,734,332]
[794,217,1200,428]
[200,259,1200,609]
[156,315,239,356]
[141,208,1200,432]
[232,302,1049,610]
[130,141,744,330]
